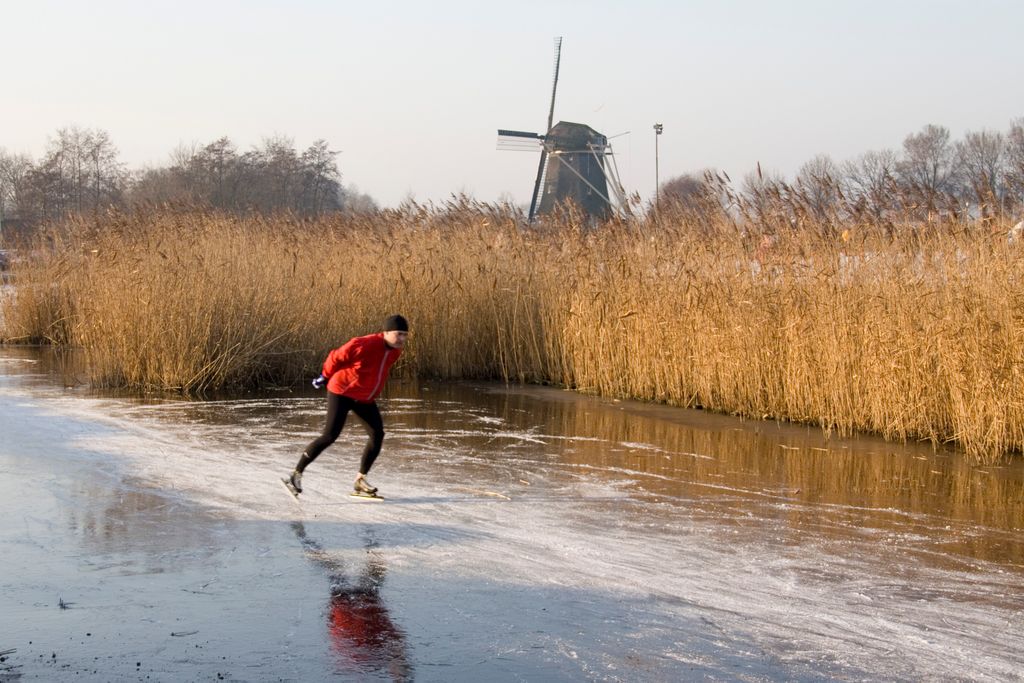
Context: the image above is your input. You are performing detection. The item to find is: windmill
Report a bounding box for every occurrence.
[497,38,628,222]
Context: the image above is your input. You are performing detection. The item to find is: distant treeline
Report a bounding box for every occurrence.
[0,128,378,234]
[661,120,1024,226]
[4,119,1023,240]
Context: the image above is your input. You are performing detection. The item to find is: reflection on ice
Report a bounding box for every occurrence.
[292,522,413,681]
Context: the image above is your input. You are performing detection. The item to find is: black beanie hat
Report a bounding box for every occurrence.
[383,314,409,332]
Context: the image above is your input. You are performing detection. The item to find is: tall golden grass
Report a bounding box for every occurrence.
[2,203,1023,462]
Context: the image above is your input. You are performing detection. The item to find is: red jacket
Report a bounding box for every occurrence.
[322,333,403,401]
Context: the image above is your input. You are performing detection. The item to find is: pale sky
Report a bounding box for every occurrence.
[3,0,1022,208]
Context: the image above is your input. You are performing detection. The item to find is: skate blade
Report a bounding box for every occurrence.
[280,478,300,500]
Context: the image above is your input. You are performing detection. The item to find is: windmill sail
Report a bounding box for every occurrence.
[529,37,563,222]
[496,130,543,152]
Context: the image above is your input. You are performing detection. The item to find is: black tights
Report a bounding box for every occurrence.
[298,393,385,476]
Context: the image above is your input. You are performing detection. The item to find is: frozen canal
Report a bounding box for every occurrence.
[1,347,1023,681]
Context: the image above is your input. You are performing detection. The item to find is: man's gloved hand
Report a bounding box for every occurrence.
[312,374,327,390]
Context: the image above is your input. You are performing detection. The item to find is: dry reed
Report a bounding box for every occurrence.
[2,203,1023,462]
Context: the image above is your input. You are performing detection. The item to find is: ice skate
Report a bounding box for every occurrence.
[354,476,377,495]
[351,476,383,501]
[281,470,302,499]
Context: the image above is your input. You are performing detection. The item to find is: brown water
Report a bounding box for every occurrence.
[386,380,1024,568]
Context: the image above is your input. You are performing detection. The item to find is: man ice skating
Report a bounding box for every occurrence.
[284,315,409,499]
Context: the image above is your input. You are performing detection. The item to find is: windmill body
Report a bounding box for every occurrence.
[537,121,612,220]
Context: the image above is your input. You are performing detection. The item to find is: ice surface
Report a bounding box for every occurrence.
[1,348,1023,681]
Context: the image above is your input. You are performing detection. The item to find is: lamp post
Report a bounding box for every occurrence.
[653,123,663,211]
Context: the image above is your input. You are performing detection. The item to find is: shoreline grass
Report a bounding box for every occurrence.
[2,204,1022,462]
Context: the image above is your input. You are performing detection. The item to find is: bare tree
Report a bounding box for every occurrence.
[300,139,342,214]
[166,142,205,202]
[897,124,961,213]
[85,129,125,211]
[659,173,705,208]
[0,149,34,222]
[341,184,378,215]
[1005,118,1024,212]
[956,129,1006,217]
[199,137,241,209]
[129,166,189,206]
[240,135,302,212]
[841,149,900,222]
[654,169,733,224]
[29,127,125,219]
[795,154,842,222]
[125,138,233,210]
